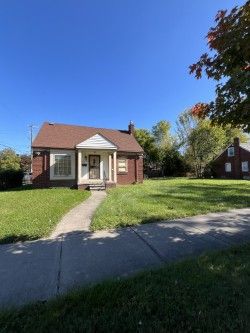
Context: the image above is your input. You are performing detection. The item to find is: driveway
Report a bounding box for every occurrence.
[1,208,250,308]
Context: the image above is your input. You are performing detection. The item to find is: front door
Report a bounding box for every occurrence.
[89,155,100,179]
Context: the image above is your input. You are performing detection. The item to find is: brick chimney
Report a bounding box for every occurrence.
[234,137,240,147]
[128,121,135,135]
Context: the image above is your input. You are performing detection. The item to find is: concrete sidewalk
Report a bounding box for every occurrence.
[1,208,250,308]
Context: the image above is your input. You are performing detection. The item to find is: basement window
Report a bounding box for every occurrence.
[117,157,128,173]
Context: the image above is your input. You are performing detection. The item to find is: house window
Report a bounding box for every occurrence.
[54,154,72,176]
[225,162,232,172]
[228,147,235,157]
[117,157,128,173]
[242,161,249,172]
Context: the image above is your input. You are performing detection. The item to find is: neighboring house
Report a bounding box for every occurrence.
[32,122,144,189]
[213,137,250,179]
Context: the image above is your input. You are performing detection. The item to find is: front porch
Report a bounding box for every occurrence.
[77,149,117,190]
[76,133,119,190]
[77,143,117,188]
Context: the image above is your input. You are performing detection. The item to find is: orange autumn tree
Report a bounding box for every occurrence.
[191,103,209,119]
[190,1,250,132]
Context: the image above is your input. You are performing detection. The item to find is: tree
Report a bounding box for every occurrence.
[162,147,190,176]
[151,120,176,175]
[134,129,158,171]
[20,154,31,173]
[0,149,21,171]
[176,109,247,177]
[223,124,249,145]
[189,1,250,131]
[136,121,182,177]
[186,120,226,177]
[134,129,155,154]
[176,110,199,148]
[152,120,172,149]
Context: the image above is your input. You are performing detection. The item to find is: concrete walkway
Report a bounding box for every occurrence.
[1,208,250,308]
[51,191,106,237]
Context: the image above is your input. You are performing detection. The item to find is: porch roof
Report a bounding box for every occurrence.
[76,134,117,150]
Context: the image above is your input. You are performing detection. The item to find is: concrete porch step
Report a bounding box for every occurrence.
[88,184,106,191]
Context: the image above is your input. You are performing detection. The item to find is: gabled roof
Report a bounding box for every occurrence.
[32,122,143,153]
[213,139,250,161]
[241,141,250,153]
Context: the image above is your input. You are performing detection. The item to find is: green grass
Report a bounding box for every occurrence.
[0,187,90,244]
[1,243,250,332]
[92,178,250,230]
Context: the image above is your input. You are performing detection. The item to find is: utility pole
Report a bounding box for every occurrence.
[28,124,36,173]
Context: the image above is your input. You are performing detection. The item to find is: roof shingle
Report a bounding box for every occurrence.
[240,140,250,152]
[32,122,143,153]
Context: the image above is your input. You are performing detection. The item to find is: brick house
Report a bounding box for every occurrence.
[32,122,144,189]
[213,137,250,179]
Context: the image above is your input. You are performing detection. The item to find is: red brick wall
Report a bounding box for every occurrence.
[240,148,250,179]
[32,150,77,188]
[32,150,50,187]
[214,145,250,179]
[137,156,143,182]
[117,155,143,185]
[33,150,143,188]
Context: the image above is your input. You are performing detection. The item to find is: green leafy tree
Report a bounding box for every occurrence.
[136,121,183,177]
[20,154,31,173]
[162,147,190,176]
[134,129,158,171]
[135,129,155,155]
[176,110,199,147]
[176,109,245,177]
[189,1,250,131]
[151,120,175,175]
[186,120,226,177]
[152,120,172,149]
[0,149,21,171]
[223,125,249,145]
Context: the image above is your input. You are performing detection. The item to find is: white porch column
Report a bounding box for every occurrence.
[113,151,117,183]
[100,159,104,180]
[77,150,82,184]
[108,154,112,181]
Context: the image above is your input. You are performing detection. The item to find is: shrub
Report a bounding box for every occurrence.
[203,161,217,178]
[163,148,190,176]
[0,169,24,190]
[0,148,21,170]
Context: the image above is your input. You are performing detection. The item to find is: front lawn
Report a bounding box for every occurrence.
[92,178,250,230]
[0,188,90,244]
[1,243,250,332]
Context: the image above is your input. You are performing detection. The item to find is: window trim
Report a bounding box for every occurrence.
[225,162,232,173]
[117,156,128,174]
[50,150,75,180]
[242,161,249,172]
[227,147,235,157]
